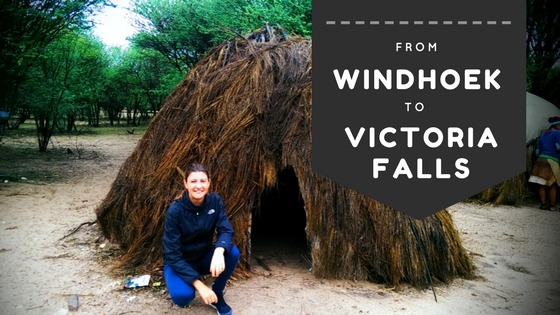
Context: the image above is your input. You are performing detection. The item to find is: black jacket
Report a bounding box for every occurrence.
[163,191,234,284]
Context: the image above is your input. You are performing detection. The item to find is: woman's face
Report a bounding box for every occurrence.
[184,171,210,205]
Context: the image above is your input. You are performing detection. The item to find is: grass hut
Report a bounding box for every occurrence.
[96,28,474,288]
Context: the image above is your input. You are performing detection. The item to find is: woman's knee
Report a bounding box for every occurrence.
[163,265,196,307]
[228,245,241,262]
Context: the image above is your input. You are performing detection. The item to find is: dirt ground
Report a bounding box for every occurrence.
[1,130,560,315]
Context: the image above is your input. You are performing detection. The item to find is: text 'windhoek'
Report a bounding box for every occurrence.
[333,69,501,90]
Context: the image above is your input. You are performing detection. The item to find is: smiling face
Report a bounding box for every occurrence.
[184,171,210,206]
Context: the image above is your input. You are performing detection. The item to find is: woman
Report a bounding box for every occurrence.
[163,163,240,315]
[529,116,560,211]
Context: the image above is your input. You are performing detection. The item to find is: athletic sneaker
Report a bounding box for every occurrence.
[210,294,233,315]
[540,203,550,210]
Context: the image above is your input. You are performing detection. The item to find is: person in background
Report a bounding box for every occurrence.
[163,163,240,315]
[528,116,560,211]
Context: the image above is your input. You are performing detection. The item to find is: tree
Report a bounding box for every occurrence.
[63,36,107,132]
[130,0,311,72]
[240,0,311,38]
[0,0,109,126]
[526,0,560,106]
[125,47,184,116]
[22,32,104,151]
[132,0,214,72]
[98,65,128,126]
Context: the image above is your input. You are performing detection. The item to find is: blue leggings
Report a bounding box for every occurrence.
[164,245,240,307]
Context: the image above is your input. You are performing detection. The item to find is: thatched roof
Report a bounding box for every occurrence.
[96,29,474,288]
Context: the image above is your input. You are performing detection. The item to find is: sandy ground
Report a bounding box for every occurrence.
[1,131,560,315]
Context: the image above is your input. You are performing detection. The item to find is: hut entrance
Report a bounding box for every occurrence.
[251,166,310,271]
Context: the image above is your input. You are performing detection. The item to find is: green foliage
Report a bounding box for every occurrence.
[21,31,106,151]
[526,0,560,107]
[123,47,184,112]
[241,0,311,38]
[2,0,312,151]
[0,0,110,113]
[94,45,182,127]
[1,0,312,148]
[130,0,311,71]
[132,0,214,71]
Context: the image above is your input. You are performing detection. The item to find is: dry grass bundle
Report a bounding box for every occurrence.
[96,29,474,288]
[475,173,531,205]
[474,146,535,205]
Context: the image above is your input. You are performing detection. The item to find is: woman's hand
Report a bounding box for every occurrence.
[193,280,217,304]
[210,247,225,277]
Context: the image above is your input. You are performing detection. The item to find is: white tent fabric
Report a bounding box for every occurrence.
[526,92,560,143]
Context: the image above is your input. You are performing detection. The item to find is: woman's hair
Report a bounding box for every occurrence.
[549,116,560,124]
[548,116,560,129]
[184,162,209,179]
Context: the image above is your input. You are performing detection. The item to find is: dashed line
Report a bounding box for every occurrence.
[326,20,512,26]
